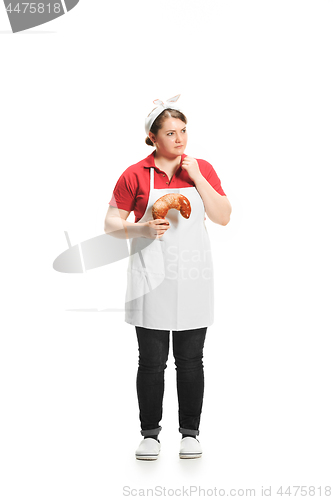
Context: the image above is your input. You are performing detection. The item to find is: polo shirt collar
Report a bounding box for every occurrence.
[142,152,156,169]
[143,151,186,173]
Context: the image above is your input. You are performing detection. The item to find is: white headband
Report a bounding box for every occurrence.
[145,94,182,136]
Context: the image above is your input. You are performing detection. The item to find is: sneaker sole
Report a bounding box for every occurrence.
[179,453,202,459]
[136,454,159,460]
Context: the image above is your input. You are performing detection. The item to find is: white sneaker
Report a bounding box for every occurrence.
[179,437,202,459]
[135,438,161,460]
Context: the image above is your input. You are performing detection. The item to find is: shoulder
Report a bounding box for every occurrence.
[194,158,215,174]
[195,158,213,168]
[116,155,151,183]
[122,153,153,176]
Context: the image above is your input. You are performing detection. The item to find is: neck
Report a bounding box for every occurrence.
[154,150,182,172]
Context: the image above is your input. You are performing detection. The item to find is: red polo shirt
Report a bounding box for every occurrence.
[109,152,226,223]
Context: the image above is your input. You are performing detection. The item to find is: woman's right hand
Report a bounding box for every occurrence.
[141,219,170,239]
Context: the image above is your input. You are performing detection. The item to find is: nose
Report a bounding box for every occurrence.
[175,133,182,143]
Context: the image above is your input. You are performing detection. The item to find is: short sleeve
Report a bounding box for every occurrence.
[198,159,226,196]
[109,168,137,212]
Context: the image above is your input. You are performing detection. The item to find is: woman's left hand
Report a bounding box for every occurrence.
[181,156,202,183]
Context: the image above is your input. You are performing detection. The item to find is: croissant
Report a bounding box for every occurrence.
[152,193,191,220]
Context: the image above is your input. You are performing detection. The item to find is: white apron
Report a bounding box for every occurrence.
[125,165,214,331]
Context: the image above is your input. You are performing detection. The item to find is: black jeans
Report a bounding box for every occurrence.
[135,326,207,438]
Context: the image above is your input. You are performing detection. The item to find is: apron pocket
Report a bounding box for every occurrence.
[144,241,165,276]
[127,239,165,299]
[130,239,165,276]
[125,268,150,302]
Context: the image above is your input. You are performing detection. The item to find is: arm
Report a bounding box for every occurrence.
[194,176,232,226]
[181,157,232,226]
[104,206,170,239]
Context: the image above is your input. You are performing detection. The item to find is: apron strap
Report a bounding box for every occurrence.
[150,167,154,191]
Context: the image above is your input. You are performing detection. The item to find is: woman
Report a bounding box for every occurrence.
[104,95,232,460]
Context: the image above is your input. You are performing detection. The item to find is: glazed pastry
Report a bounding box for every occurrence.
[152,194,191,220]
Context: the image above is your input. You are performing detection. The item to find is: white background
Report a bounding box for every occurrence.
[1,1,332,498]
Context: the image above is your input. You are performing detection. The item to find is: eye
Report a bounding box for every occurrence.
[182,128,187,133]
[167,132,174,136]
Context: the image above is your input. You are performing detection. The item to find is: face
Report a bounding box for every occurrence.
[149,117,188,158]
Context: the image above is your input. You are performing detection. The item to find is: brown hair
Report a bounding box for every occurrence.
[145,108,187,146]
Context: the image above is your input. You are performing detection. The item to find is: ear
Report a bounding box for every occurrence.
[148,131,156,143]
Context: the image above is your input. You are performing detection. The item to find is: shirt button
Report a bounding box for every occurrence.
[166,181,169,185]
[162,174,166,177]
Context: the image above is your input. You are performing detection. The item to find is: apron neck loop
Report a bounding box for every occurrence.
[150,167,155,191]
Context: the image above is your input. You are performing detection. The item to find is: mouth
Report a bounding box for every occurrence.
[175,145,183,148]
